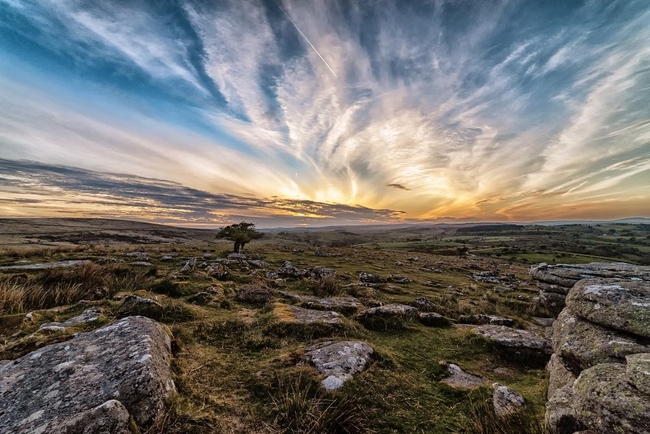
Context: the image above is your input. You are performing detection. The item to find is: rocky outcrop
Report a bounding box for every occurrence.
[302,341,374,390]
[473,324,551,355]
[458,314,514,327]
[419,312,451,327]
[0,316,175,433]
[545,275,650,434]
[280,292,362,315]
[529,262,650,317]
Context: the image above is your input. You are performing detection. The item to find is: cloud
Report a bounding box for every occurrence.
[0,159,404,226]
[387,184,410,191]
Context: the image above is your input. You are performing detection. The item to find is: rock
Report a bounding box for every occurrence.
[302,341,374,390]
[539,290,567,317]
[492,383,525,417]
[419,312,451,327]
[129,261,153,267]
[573,363,650,434]
[181,258,196,273]
[278,261,303,278]
[473,271,500,284]
[413,297,437,311]
[532,317,555,327]
[248,259,267,268]
[552,309,649,372]
[358,304,419,329]
[546,385,583,434]
[118,295,163,320]
[566,278,650,339]
[305,266,336,279]
[458,314,514,327]
[441,364,487,389]
[236,286,274,304]
[272,303,342,325]
[626,353,650,396]
[265,271,280,279]
[473,325,551,355]
[358,272,385,283]
[546,354,577,399]
[206,264,230,280]
[280,292,362,315]
[0,316,175,433]
[530,262,650,289]
[38,308,104,332]
[160,255,173,261]
[125,252,149,261]
[228,253,247,260]
[386,274,413,284]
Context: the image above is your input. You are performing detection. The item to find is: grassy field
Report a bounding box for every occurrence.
[1,219,646,433]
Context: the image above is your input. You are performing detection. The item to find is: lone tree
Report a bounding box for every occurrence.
[216,222,263,253]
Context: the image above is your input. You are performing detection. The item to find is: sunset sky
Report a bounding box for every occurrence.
[1,0,649,227]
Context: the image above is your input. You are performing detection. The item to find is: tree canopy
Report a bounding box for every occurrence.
[215,222,263,253]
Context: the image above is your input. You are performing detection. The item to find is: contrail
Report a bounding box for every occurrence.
[275,1,338,78]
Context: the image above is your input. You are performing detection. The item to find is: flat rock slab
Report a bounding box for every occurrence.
[567,278,650,338]
[0,316,175,433]
[552,309,649,372]
[303,341,374,390]
[0,260,90,270]
[273,304,342,325]
[473,325,551,354]
[39,308,104,332]
[458,314,514,327]
[441,364,487,389]
[360,303,418,318]
[280,292,363,314]
[530,262,650,289]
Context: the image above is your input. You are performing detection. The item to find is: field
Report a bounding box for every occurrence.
[1,218,648,433]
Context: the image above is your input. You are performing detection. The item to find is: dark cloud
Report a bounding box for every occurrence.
[0,159,404,226]
[387,183,410,191]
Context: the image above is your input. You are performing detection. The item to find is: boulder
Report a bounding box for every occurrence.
[473,325,551,355]
[573,363,650,434]
[206,264,230,280]
[38,308,104,332]
[441,364,487,389]
[0,316,175,433]
[419,312,451,327]
[272,304,342,325]
[386,274,413,284]
[118,295,163,320]
[552,309,649,372]
[278,261,303,278]
[492,383,525,417]
[546,354,577,399]
[626,353,650,396]
[566,278,650,339]
[413,297,437,311]
[530,262,650,289]
[305,266,336,279]
[227,253,247,260]
[360,303,418,318]
[248,259,267,268]
[302,341,374,390]
[181,258,196,273]
[280,292,362,315]
[539,290,567,317]
[546,385,583,434]
[358,272,385,284]
[458,314,514,327]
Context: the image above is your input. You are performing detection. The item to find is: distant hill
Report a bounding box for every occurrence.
[0,218,219,248]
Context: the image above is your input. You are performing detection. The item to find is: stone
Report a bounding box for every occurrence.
[532,317,555,327]
[248,259,267,268]
[552,309,649,372]
[458,314,514,327]
[302,341,374,390]
[473,325,551,354]
[473,271,500,284]
[413,297,437,311]
[539,290,567,317]
[206,264,230,280]
[492,383,525,417]
[125,252,149,261]
[546,385,583,434]
[38,308,104,332]
[228,253,247,260]
[441,364,487,389]
[288,305,342,325]
[117,295,163,320]
[546,354,577,399]
[0,316,175,433]
[530,262,650,289]
[181,258,196,273]
[386,274,413,284]
[129,261,153,267]
[573,363,650,434]
[278,261,303,278]
[305,266,336,279]
[236,286,274,304]
[51,399,132,434]
[566,278,650,339]
[160,255,173,261]
[419,312,451,327]
[280,292,362,315]
[626,353,650,396]
[358,272,385,283]
[360,303,418,319]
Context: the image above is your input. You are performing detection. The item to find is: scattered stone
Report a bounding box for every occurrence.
[473,325,551,355]
[206,264,230,281]
[38,308,103,332]
[125,251,149,261]
[0,316,175,433]
[413,297,437,311]
[236,286,274,304]
[0,260,91,270]
[280,292,362,315]
[493,383,525,418]
[360,304,418,319]
[228,253,247,260]
[473,271,500,284]
[419,312,451,327]
[118,295,163,320]
[458,314,514,327]
[305,266,336,279]
[266,271,280,279]
[272,304,342,325]
[181,258,196,273]
[359,272,385,283]
[441,364,487,389]
[130,261,153,267]
[302,341,374,390]
[160,255,173,261]
[248,259,267,268]
[278,261,303,278]
[386,274,413,284]
[566,278,650,339]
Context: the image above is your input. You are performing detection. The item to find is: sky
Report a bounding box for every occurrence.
[0,0,649,227]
